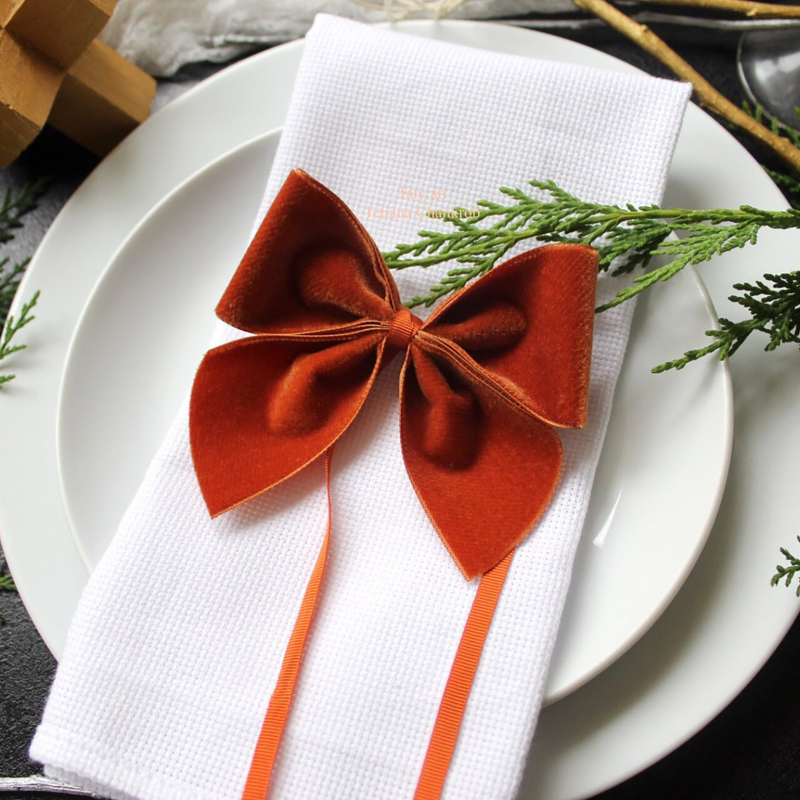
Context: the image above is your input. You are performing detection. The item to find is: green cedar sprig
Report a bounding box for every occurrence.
[0,180,46,624]
[772,537,800,596]
[653,272,800,372]
[0,178,48,245]
[383,180,800,313]
[736,108,800,596]
[0,290,39,387]
[0,570,16,626]
[0,179,47,386]
[382,180,800,372]
[0,257,29,325]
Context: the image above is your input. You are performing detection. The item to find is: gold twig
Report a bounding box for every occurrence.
[633,0,800,18]
[573,0,800,173]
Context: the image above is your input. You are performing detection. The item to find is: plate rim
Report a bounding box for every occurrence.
[54,131,280,572]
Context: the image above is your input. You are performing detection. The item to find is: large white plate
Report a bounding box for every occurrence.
[1,20,798,800]
[56,130,731,705]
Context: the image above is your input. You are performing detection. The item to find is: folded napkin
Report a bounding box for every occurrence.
[33,15,690,800]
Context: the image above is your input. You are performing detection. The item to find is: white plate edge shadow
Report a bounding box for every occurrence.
[548,263,734,704]
[55,129,732,706]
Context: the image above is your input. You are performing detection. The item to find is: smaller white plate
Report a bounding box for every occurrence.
[56,131,732,703]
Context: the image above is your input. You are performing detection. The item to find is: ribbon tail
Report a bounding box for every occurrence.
[240,449,512,800]
[414,551,514,800]
[240,449,335,800]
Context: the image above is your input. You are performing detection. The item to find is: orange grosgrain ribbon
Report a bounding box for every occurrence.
[189,169,597,798]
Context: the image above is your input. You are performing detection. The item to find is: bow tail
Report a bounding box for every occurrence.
[400,347,563,581]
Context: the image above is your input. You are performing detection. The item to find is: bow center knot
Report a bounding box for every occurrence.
[386,307,423,351]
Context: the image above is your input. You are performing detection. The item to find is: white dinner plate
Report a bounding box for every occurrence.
[1,20,799,800]
[56,130,731,705]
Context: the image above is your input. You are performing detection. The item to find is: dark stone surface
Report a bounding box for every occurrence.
[0,551,57,779]
[1,26,799,800]
[594,613,800,800]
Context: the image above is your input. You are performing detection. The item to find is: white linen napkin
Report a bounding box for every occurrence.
[32,15,690,800]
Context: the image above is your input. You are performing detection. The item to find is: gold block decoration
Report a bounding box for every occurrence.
[0,0,155,166]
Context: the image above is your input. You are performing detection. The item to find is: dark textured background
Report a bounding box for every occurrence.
[2,21,799,799]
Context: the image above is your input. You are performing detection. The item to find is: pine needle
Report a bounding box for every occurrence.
[772,537,800,596]
[0,290,39,387]
[0,571,16,626]
[653,272,800,372]
[0,177,49,245]
[0,179,48,387]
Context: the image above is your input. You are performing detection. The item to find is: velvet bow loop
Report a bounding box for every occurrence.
[190,169,598,579]
[190,170,405,518]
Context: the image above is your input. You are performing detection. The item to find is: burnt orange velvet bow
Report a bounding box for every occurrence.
[190,169,598,579]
